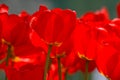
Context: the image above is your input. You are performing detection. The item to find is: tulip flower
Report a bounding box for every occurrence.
[0,4,47,80]
[96,18,120,80]
[30,5,77,80]
[30,5,76,46]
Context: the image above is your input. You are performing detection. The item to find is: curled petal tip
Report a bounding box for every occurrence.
[0,4,8,13]
[39,5,48,11]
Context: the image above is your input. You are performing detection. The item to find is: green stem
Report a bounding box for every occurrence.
[58,57,62,80]
[44,45,52,80]
[65,71,68,80]
[5,75,7,80]
[6,45,12,66]
[84,60,89,80]
[5,45,12,80]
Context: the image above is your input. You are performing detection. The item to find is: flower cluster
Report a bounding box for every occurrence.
[0,3,120,80]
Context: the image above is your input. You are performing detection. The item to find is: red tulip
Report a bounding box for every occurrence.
[96,18,120,80]
[30,5,76,46]
[73,20,96,60]
[61,50,96,74]
[1,15,29,46]
[0,12,45,56]
[0,5,47,80]
[73,7,110,60]
[2,52,46,80]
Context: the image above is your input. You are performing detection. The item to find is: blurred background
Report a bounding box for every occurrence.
[0,0,119,80]
[0,0,119,18]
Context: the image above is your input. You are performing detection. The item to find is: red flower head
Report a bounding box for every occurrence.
[1,14,30,47]
[73,7,110,61]
[0,11,45,56]
[2,52,46,80]
[0,5,47,80]
[95,18,120,80]
[30,5,76,46]
[61,50,96,74]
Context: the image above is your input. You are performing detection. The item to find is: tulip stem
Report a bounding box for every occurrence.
[65,71,68,80]
[6,45,11,66]
[44,45,52,80]
[5,76,8,80]
[5,45,12,80]
[84,60,89,80]
[58,57,62,80]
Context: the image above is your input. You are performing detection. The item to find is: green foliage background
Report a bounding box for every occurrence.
[53,0,119,18]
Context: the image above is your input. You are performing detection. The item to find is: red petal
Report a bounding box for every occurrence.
[0,4,8,13]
